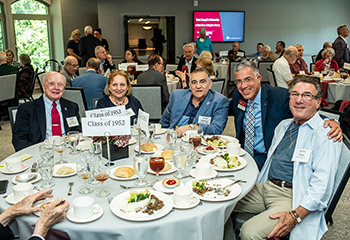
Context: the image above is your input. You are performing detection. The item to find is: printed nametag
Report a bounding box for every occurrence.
[125,108,135,117]
[292,148,311,163]
[200,38,204,42]
[299,71,305,75]
[66,116,79,128]
[198,116,211,125]
[237,52,244,57]
[238,100,246,111]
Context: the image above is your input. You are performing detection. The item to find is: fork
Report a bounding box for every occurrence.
[120,184,137,189]
[215,179,246,195]
[67,182,74,196]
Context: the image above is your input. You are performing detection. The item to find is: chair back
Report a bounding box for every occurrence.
[266,69,277,87]
[132,85,163,121]
[165,64,178,72]
[8,106,18,131]
[229,62,240,82]
[211,78,225,94]
[37,72,48,93]
[310,63,315,73]
[258,61,274,85]
[0,73,17,102]
[62,87,88,117]
[93,98,99,109]
[311,55,317,64]
[20,68,38,101]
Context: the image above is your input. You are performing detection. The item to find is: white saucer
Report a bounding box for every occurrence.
[190,169,217,180]
[0,164,29,174]
[172,195,200,209]
[6,190,39,205]
[66,205,103,223]
[153,181,183,194]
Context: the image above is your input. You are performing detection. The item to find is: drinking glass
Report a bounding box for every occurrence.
[95,162,110,197]
[173,151,187,178]
[133,155,148,186]
[181,141,195,169]
[149,124,155,142]
[53,138,67,164]
[328,68,335,77]
[166,129,177,150]
[88,143,101,185]
[79,149,93,194]
[67,131,80,155]
[149,156,165,183]
[39,144,55,188]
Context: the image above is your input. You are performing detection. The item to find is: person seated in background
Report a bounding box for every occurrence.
[12,72,81,151]
[230,77,341,240]
[0,51,18,75]
[228,41,246,62]
[261,45,279,62]
[97,70,143,124]
[272,46,298,89]
[315,48,340,73]
[95,46,115,74]
[93,28,109,52]
[199,50,212,60]
[72,57,107,110]
[253,43,264,61]
[60,56,78,86]
[190,42,199,59]
[66,29,82,65]
[289,44,308,75]
[17,54,35,98]
[175,43,198,76]
[121,49,143,64]
[0,189,69,240]
[137,54,169,110]
[316,41,332,62]
[275,40,286,58]
[161,68,229,137]
[5,49,20,67]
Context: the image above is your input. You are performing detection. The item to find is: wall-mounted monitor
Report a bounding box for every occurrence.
[193,11,245,42]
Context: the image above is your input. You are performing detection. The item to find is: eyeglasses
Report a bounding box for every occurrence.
[68,63,79,68]
[190,79,208,85]
[289,92,316,101]
[234,75,257,85]
[47,82,65,89]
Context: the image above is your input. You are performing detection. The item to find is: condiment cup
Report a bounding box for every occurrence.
[73,196,100,219]
[195,162,214,177]
[5,157,23,172]
[173,186,192,207]
[13,183,34,202]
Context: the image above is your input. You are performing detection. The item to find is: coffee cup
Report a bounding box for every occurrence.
[73,196,100,219]
[173,186,192,207]
[13,183,34,202]
[195,162,213,177]
[5,157,23,172]
[154,123,161,134]
[227,142,241,155]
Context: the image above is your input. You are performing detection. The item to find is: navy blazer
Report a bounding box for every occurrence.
[161,89,229,135]
[79,34,101,66]
[333,36,350,68]
[176,56,198,73]
[229,84,291,169]
[12,96,81,151]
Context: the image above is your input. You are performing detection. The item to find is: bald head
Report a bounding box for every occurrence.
[84,25,93,35]
[284,46,298,64]
[64,56,78,76]
[43,72,66,102]
[86,57,101,71]
[0,51,6,63]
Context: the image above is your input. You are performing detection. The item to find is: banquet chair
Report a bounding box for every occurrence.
[0,73,17,102]
[310,63,315,73]
[78,67,87,76]
[8,106,18,131]
[266,69,277,87]
[211,78,225,94]
[165,64,178,72]
[131,85,163,122]
[37,71,48,93]
[229,62,240,84]
[311,55,317,64]
[258,61,274,85]
[93,98,99,109]
[62,87,88,118]
[19,68,38,102]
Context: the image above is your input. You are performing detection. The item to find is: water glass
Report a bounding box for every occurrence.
[166,129,177,150]
[88,143,101,185]
[53,137,67,164]
[68,131,80,155]
[38,144,55,188]
[133,155,148,186]
[173,151,187,178]
[79,149,93,194]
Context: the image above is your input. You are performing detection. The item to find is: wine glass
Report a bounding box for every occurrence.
[53,138,67,164]
[95,162,110,197]
[173,151,187,178]
[38,144,55,188]
[67,131,80,155]
[79,149,93,194]
[133,155,148,186]
[149,156,165,184]
[189,130,202,160]
[166,129,177,150]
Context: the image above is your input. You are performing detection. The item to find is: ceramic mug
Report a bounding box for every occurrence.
[5,157,22,172]
[13,183,33,202]
[73,196,100,219]
[195,162,214,177]
[173,186,192,207]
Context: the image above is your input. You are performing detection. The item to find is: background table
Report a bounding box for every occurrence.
[0,135,258,240]
[326,82,350,103]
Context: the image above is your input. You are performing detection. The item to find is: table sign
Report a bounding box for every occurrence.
[85,106,126,118]
[137,109,149,133]
[81,117,130,136]
[237,52,244,57]
[219,51,228,57]
[136,65,149,71]
[344,63,350,70]
[118,63,137,71]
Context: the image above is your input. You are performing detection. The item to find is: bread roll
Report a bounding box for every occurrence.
[114,167,135,178]
[141,142,157,152]
[161,150,174,160]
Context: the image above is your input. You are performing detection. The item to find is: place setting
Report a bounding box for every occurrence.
[0,157,29,174]
[6,182,38,205]
[66,196,103,223]
[171,185,200,209]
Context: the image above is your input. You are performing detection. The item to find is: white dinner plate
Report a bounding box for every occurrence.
[201,154,247,171]
[109,165,138,181]
[148,161,176,175]
[189,169,217,180]
[52,163,77,177]
[12,173,41,184]
[67,205,103,223]
[172,195,200,209]
[153,181,184,194]
[186,178,242,202]
[0,164,29,174]
[134,143,164,154]
[203,135,239,148]
[110,189,173,221]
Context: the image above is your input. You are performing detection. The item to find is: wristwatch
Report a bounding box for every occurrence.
[291,210,302,224]
[189,124,195,130]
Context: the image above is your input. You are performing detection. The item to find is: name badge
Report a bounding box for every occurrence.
[292,148,311,163]
[125,108,135,117]
[200,38,204,42]
[238,100,246,111]
[198,116,211,125]
[237,52,244,57]
[299,71,305,75]
[66,116,79,128]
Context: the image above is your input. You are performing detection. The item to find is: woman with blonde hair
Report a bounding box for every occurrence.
[66,29,82,64]
[196,57,215,79]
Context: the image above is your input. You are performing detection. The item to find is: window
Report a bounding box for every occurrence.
[11,0,51,71]
[0,4,5,51]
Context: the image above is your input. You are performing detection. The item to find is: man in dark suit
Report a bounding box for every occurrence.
[333,24,350,68]
[79,25,101,66]
[175,43,197,75]
[228,41,246,62]
[229,60,342,170]
[60,56,78,86]
[137,54,169,110]
[0,51,18,75]
[12,72,81,151]
[0,189,69,240]
[95,46,115,74]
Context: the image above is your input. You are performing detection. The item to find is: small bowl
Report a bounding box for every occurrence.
[162,178,180,189]
[203,145,217,153]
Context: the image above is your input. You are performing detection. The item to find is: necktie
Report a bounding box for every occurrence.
[244,100,255,156]
[52,102,62,136]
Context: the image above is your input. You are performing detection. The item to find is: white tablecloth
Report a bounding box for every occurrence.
[167,81,180,94]
[0,135,258,240]
[326,82,350,103]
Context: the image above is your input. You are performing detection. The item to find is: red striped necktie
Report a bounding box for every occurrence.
[52,102,62,136]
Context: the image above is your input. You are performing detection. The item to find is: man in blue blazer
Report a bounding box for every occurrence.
[72,57,107,110]
[161,68,229,136]
[229,61,342,170]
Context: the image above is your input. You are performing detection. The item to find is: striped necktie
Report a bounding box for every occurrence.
[244,100,255,156]
[52,102,62,136]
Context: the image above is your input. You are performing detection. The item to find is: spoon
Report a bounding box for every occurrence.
[67,182,74,196]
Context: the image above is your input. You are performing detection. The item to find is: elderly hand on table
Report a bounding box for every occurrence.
[175,124,200,137]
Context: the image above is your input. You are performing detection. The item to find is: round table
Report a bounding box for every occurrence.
[326,81,350,103]
[0,135,258,240]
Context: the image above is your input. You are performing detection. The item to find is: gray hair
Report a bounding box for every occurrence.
[84,25,93,34]
[43,71,66,86]
[183,43,194,51]
[234,60,259,76]
[19,54,31,65]
[285,46,298,56]
[295,44,303,49]
[289,76,322,99]
[337,24,348,35]
[261,45,271,52]
[199,28,206,36]
[190,68,211,83]
[94,45,105,56]
[321,48,335,59]
[63,56,77,66]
